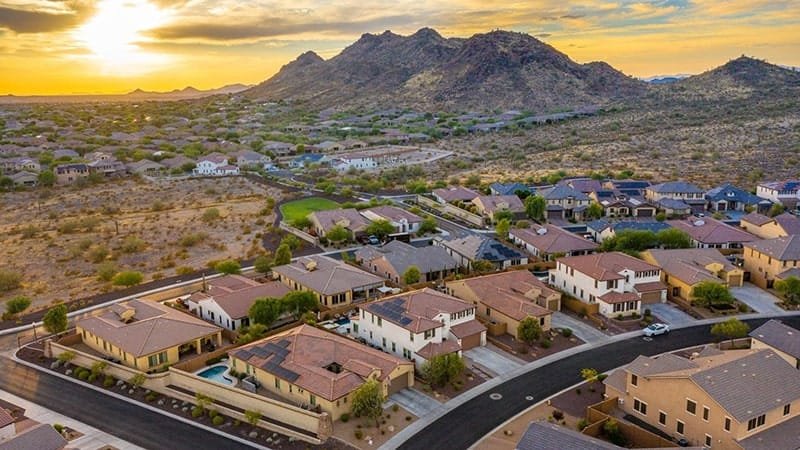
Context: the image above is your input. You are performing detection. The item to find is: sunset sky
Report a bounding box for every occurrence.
[1,0,799,95]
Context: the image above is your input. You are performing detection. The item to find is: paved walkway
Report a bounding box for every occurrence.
[464,345,522,376]
[388,388,443,418]
[732,284,785,314]
[551,312,608,343]
[648,303,696,327]
[0,388,145,450]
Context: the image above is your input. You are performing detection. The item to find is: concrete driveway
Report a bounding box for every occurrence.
[647,303,696,327]
[464,345,522,376]
[388,388,442,417]
[551,312,609,344]
[731,284,785,314]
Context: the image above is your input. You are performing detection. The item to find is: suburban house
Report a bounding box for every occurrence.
[446,271,558,339]
[645,182,706,215]
[668,216,757,249]
[516,421,638,450]
[359,206,423,235]
[87,157,126,177]
[186,275,291,331]
[355,288,486,369]
[354,240,459,285]
[0,423,68,450]
[126,159,165,176]
[434,235,528,270]
[641,249,744,302]
[160,154,195,171]
[55,163,89,184]
[585,220,671,244]
[9,171,37,187]
[657,198,693,217]
[509,224,598,261]
[289,153,328,168]
[756,180,800,210]
[740,212,800,239]
[271,255,385,307]
[591,189,657,218]
[431,186,479,204]
[471,195,525,220]
[232,149,270,168]
[489,182,530,196]
[561,178,603,195]
[549,252,667,318]
[602,179,651,194]
[706,183,772,214]
[603,347,800,450]
[749,320,800,369]
[230,324,413,418]
[308,208,370,239]
[742,235,800,289]
[539,184,592,220]
[74,300,223,371]
[192,153,240,176]
[263,141,295,156]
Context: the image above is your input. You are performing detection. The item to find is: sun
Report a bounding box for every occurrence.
[74,0,172,75]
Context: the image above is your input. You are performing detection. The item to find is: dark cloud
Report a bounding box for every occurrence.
[0,2,93,34]
[537,33,552,38]
[149,14,417,41]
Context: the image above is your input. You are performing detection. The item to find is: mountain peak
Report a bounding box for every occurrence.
[296,50,324,65]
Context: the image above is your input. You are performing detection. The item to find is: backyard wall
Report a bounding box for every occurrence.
[278,222,319,246]
[562,296,600,316]
[416,195,485,227]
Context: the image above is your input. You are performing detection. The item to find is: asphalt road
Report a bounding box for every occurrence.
[0,358,253,450]
[398,316,800,450]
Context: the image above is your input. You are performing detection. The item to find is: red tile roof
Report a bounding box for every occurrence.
[558,252,660,281]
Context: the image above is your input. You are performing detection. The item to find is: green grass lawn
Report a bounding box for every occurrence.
[280,197,340,223]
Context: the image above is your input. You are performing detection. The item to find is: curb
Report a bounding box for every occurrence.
[11,352,271,450]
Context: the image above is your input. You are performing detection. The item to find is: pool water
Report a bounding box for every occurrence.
[335,317,351,326]
[196,364,234,385]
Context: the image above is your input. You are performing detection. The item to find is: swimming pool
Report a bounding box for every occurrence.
[195,364,235,386]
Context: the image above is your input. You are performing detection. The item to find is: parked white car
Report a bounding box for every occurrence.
[643,323,670,337]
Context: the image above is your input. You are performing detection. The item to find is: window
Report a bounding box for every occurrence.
[784,404,791,416]
[703,406,710,421]
[274,378,281,390]
[382,337,387,348]
[676,420,685,435]
[724,417,731,432]
[378,317,383,327]
[630,374,638,387]
[391,342,396,352]
[409,332,414,342]
[747,414,766,431]
[633,398,647,415]
[310,394,316,406]
[658,411,667,426]
[686,399,697,415]
[705,434,712,447]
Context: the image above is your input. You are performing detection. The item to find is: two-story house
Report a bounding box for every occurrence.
[742,235,800,289]
[354,288,486,369]
[705,183,772,214]
[549,252,666,317]
[641,249,744,302]
[354,240,459,285]
[434,235,528,271]
[509,224,598,261]
[186,275,291,331]
[308,208,370,239]
[539,184,591,220]
[740,212,800,239]
[645,182,706,215]
[749,319,800,369]
[471,195,525,221]
[667,216,757,249]
[193,153,240,176]
[756,180,800,210]
[55,163,90,184]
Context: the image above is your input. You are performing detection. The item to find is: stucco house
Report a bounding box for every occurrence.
[539,184,591,220]
[756,180,800,210]
[509,224,598,261]
[193,153,239,176]
[742,235,800,289]
[471,195,525,220]
[359,205,422,235]
[705,183,772,214]
[431,186,479,204]
[434,235,528,271]
[354,240,459,285]
[645,181,706,215]
[667,216,757,249]
[641,249,744,302]
[740,212,800,239]
[749,320,800,369]
[308,208,370,239]
[186,275,291,331]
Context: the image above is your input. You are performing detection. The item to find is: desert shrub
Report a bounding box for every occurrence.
[209,409,219,419]
[340,413,350,423]
[53,423,64,433]
[552,410,564,421]
[212,415,224,426]
[175,266,194,275]
[191,407,204,418]
[120,236,146,253]
[406,416,412,421]
[112,271,143,286]
[540,339,552,348]
[202,208,221,223]
[87,373,97,383]
[0,270,21,292]
[561,328,573,338]
[145,392,158,402]
[577,419,589,431]
[179,233,208,248]
[88,245,110,263]
[354,430,364,440]
[78,370,90,380]
[392,404,399,412]
[103,376,115,388]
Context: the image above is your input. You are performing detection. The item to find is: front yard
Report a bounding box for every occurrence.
[489,329,584,363]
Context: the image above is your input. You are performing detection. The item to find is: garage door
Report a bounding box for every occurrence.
[640,291,663,304]
[460,332,482,350]
[637,208,654,217]
[388,372,409,395]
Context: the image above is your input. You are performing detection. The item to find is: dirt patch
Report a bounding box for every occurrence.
[332,404,418,449]
[489,330,584,363]
[414,367,487,401]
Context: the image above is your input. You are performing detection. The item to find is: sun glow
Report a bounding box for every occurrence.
[74,0,172,75]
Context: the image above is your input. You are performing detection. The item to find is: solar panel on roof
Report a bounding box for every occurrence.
[400,317,413,325]
[276,339,291,348]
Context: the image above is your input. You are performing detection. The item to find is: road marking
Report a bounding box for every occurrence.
[489,393,502,400]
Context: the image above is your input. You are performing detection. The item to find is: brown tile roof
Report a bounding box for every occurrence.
[633,281,667,293]
[0,408,13,429]
[749,319,800,359]
[644,248,737,285]
[449,319,487,339]
[273,255,385,295]
[417,339,462,360]
[75,299,221,357]
[448,271,557,320]
[557,252,660,281]
[472,195,525,215]
[190,281,292,320]
[361,205,422,223]
[668,217,757,245]
[231,324,410,401]
[510,225,598,255]
[598,291,640,304]
[309,208,370,234]
[626,353,698,377]
[745,235,800,260]
[0,423,67,450]
[741,212,774,226]
[432,186,479,203]
[365,288,474,333]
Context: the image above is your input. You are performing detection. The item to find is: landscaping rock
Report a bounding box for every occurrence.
[288,437,296,443]
[128,389,134,395]
[266,437,272,443]
[116,380,124,386]
[388,425,395,432]
[51,361,61,369]
[272,433,277,438]
[182,407,188,412]
[273,439,281,445]
[65,369,72,376]
[144,389,151,395]
[248,431,258,438]
[172,405,179,409]
[157,400,165,406]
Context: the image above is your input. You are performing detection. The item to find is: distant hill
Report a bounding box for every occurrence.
[244,28,646,111]
[672,56,800,99]
[0,83,252,104]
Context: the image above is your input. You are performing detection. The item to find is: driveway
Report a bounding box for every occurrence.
[551,312,609,344]
[464,345,522,376]
[388,388,442,417]
[648,303,696,327]
[731,284,785,314]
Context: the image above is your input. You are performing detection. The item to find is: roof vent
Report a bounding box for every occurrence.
[305,260,318,271]
[536,228,548,235]
[689,352,700,360]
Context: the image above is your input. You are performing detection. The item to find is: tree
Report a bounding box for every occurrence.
[249,297,284,327]
[422,353,465,387]
[517,317,542,345]
[603,419,627,446]
[600,229,658,255]
[38,170,56,187]
[580,368,599,385]
[43,304,68,334]
[768,203,785,217]
[274,243,292,265]
[524,195,546,221]
[351,378,384,425]
[403,266,421,285]
[112,271,144,287]
[495,218,510,240]
[365,220,395,240]
[493,210,513,224]
[325,225,351,244]
[281,291,318,317]
[775,276,800,305]
[691,281,734,307]
[711,318,750,345]
[656,228,692,249]
[586,202,604,220]
[214,259,241,275]
[471,259,495,273]
[254,255,272,274]
[5,296,31,318]
[417,216,438,235]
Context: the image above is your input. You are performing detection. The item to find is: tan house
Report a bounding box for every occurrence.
[55,163,89,184]
[446,271,558,339]
[75,300,222,371]
[509,224,598,261]
[307,208,370,238]
[272,255,385,307]
[471,195,525,220]
[641,249,744,302]
[740,212,800,240]
[230,324,413,419]
[667,216,757,249]
[604,347,800,450]
[742,235,800,288]
[749,319,800,369]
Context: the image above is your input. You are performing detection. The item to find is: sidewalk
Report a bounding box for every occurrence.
[0,388,145,450]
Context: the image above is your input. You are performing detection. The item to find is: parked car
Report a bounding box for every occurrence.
[367,235,380,245]
[643,323,670,337]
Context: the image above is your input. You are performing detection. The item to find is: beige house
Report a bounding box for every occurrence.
[740,212,800,240]
[749,319,800,369]
[742,235,800,289]
[604,347,800,450]
[471,195,525,220]
[446,271,558,339]
[75,300,222,371]
[230,324,413,419]
[641,249,744,302]
[272,255,385,307]
[307,208,370,238]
